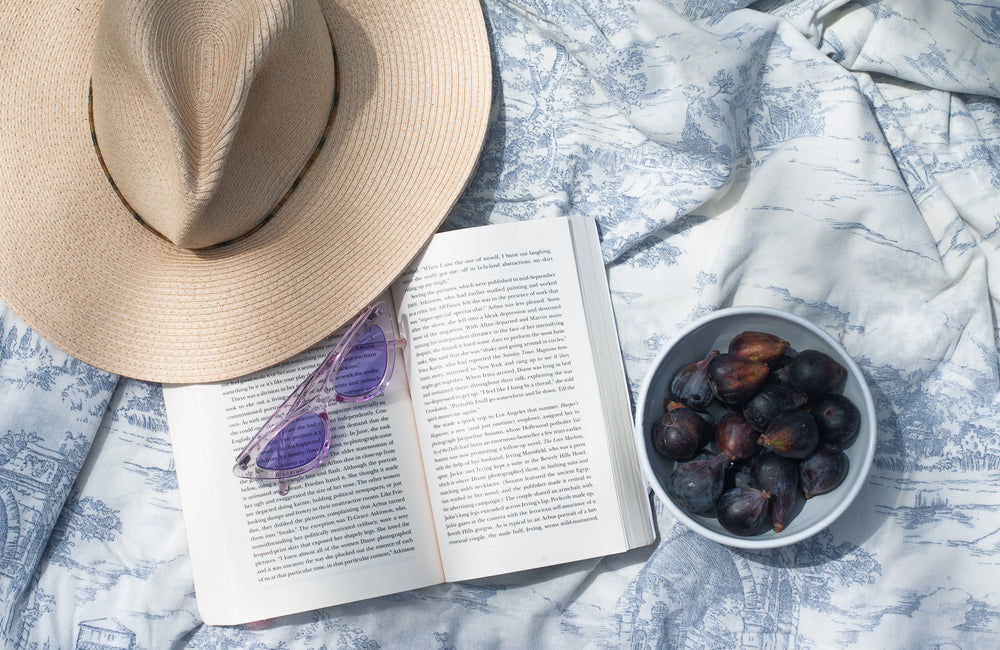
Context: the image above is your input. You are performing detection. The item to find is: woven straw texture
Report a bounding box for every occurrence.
[0,0,492,383]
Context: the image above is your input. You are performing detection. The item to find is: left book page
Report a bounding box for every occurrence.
[163,325,442,625]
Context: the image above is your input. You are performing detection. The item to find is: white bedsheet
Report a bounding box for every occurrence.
[3,1,999,647]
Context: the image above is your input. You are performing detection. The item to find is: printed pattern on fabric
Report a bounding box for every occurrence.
[3,0,1000,647]
[0,305,117,644]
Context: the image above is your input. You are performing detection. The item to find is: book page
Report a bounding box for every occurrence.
[164,325,442,625]
[392,217,635,581]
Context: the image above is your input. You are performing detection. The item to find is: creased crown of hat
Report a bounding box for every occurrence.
[0,0,492,382]
[92,0,338,250]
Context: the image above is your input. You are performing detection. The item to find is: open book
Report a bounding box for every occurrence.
[163,216,654,625]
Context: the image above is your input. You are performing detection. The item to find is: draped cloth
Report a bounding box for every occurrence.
[2,1,999,646]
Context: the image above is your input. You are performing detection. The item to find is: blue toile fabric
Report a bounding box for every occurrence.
[0,304,118,640]
[3,0,1000,647]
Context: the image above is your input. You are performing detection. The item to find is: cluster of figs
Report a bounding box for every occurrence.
[652,330,861,536]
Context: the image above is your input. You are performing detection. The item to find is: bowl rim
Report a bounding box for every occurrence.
[633,305,877,549]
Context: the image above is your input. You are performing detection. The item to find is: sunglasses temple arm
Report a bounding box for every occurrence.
[351,337,405,352]
[249,330,357,441]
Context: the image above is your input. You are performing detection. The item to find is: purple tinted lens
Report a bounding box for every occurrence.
[334,324,388,398]
[257,412,327,471]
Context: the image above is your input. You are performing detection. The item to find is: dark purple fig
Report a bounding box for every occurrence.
[717,487,772,536]
[666,452,727,516]
[691,407,717,448]
[728,331,790,365]
[751,453,799,532]
[799,443,849,498]
[670,350,719,410]
[730,462,757,490]
[652,403,709,461]
[769,354,795,386]
[759,409,818,459]
[716,411,759,462]
[789,349,847,396]
[812,393,860,448]
[707,353,769,405]
[742,382,808,431]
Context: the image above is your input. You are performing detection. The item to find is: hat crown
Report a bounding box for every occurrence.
[91,0,335,249]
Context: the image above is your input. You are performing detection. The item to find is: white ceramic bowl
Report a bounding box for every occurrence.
[634,306,876,549]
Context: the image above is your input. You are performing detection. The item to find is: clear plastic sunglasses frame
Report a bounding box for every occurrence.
[232,300,403,495]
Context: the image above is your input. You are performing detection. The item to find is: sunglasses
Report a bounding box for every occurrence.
[233,301,403,495]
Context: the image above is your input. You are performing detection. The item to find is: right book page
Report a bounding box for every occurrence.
[392,216,653,581]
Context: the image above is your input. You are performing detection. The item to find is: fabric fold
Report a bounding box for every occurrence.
[0,303,118,641]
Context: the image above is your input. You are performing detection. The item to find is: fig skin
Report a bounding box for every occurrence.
[707,353,770,405]
[670,350,719,410]
[751,452,799,532]
[812,393,861,448]
[716,411,759,462]
[652,403,709,461]
[789,349,847,397]
[728,331,790,365]
[759,409,819,459]
[730,463,756,490]
[769,354,795,386]
[717,487,772,536]
[800,443,849,498]
[691,408,717,448]
[666,452,727,516]
[743,382,808,431]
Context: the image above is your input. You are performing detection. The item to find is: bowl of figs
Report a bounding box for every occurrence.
[634,306,876,549]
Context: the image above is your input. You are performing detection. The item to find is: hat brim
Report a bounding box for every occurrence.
[0,0,492,382]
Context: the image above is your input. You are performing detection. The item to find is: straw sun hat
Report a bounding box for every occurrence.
[0,0,492,383]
